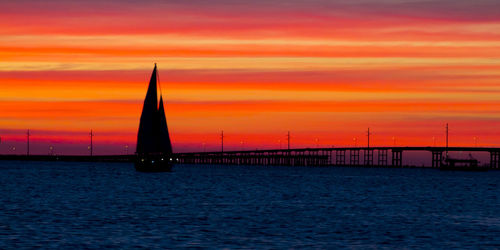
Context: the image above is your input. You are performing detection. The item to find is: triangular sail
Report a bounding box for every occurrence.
[136,65,159,154]
[158,95,173,154]
[136,64,174,155]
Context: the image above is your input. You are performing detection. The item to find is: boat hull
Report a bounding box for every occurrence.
[134,155,173,172]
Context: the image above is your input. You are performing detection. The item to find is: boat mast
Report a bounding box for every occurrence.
[156,63,162,98]
[156,63,174,155]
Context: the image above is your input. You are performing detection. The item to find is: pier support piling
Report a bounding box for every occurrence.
[378,149,388,166]
[392,150,403,167]
[350,149,360,166]
[432,151,443,168]
[491,151,499,169]
[336,150,346,166]
[364,149,374,166]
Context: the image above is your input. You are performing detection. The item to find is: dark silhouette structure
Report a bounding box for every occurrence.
[134,64,174,172]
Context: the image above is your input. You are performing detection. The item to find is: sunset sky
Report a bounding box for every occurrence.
[1,0,499,155]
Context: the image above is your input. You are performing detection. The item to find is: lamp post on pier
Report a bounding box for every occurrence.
[27,129,30,156]
[287,131,290,150]
[89,129,94,156]
[367,128,371,149]
[221,130,224,153]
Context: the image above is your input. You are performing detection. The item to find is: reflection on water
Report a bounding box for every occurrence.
[0,161,499,248]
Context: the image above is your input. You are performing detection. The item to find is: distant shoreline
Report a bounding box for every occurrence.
[0,154,134,163]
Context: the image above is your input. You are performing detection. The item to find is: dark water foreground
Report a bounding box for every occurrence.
[0,161,499,248]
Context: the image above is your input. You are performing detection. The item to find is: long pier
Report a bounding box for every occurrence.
[1,146,499,169]
[175,147,500,169]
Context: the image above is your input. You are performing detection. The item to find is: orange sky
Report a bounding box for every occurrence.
[0,0,499,154]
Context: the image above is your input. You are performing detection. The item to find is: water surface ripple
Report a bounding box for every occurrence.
[0,161,499,248]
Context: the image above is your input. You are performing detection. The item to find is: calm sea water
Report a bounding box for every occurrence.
[0,161,499,249]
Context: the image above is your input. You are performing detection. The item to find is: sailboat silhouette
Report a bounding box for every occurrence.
[135,64,174,172]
